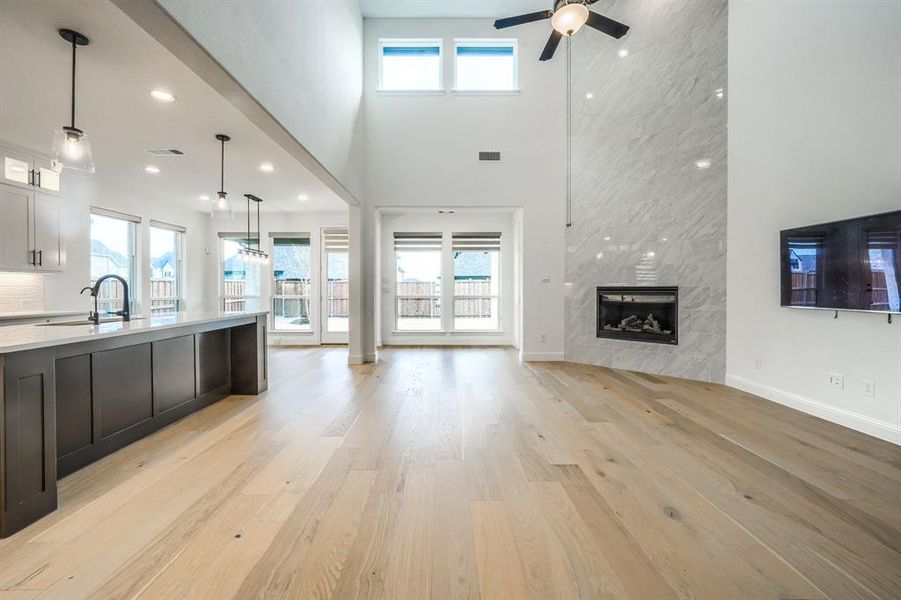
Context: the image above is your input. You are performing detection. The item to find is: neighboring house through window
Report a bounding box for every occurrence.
[149,220,184,314]
[90,208,137,315]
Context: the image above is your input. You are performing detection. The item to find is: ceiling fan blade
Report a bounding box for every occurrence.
[585,11,630,39]
[539,30,563,62]
[494,10,553,29]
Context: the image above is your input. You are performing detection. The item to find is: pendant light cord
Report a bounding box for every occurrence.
[256,201,262,252]
[70,39,77,129]
[565,35,572,228]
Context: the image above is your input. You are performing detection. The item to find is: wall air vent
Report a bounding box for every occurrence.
[144,148,184,156]
[479,151,501,161]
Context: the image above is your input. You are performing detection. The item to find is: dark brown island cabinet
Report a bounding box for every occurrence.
[0,312,268,537]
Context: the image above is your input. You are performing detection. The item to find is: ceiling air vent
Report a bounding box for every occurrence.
[479,151,501,162]
[144,148,184,156]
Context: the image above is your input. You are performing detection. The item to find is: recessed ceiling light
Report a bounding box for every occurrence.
[646,251,656,257]
[585,92,594,100]
[150,89,176,102]
[617,48,629,58]
[695,159,712,169]
[715,88,724,99]
[199,194,210,201]
[144,165,160,174]
[259,162,275,173]
[297,194,309,201]
[603,235,611,241]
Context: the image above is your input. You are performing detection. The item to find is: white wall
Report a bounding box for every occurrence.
[727,0,901,443]
[364,18,565,360]
[206,209,348,345]
[379,209,515,345]
[0,171,215,317]
[156,0,365,198]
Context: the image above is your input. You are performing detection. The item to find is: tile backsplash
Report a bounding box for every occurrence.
[0,272,45,313]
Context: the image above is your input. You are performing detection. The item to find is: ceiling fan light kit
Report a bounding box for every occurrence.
[494,0,630,61]
[52,28,95,174]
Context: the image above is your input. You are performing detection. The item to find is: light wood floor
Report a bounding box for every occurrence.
[1,347,900,599]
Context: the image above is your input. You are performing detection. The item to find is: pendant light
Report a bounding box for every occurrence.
[51,29,95,174]
[211,134,233,219]
[239,194,268,263]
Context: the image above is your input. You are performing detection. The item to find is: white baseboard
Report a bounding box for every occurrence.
[520,351,565,362]
[381,336,512,346]
[348,352,378,365]
[726,374,900,445]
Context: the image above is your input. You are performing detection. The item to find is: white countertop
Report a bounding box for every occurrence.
[0,309,87,321]
[0,311,268,354]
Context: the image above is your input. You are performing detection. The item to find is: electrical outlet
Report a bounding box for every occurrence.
[753,358,762,370]
[826,372,844,390]
[539,333,548,342]
[862,379,876,397]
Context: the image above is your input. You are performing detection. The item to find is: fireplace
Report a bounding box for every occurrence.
[596,286,678,345]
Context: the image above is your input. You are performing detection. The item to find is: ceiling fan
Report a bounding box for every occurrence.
[494,0,630,61]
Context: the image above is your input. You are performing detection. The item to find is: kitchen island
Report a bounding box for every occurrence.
[0,311,268,537]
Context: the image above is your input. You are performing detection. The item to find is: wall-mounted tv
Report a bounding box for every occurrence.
[780,210,901,314]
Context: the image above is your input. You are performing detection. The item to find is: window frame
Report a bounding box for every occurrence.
[89,207,138,315]
[452,233,502,332]
[269,233,313,333]
[148,221,184,314]
[219,234,262,312]
[378,38,444,93]
[453,38,519,94]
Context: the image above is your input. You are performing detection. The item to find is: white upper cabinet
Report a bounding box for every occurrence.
[0,144,62,194]
[0,143,66,272]
[33,192,64,271]
[0,184,34,271]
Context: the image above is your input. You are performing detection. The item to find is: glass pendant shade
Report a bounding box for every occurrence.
[552,3,589,35]
[51,127,94,173]
[211,191,233,219]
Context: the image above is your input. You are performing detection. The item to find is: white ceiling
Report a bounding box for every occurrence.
[0,1,345,214]
[359,0,552,19]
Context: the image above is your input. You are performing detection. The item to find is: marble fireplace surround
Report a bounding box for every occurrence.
[564,0,728,383]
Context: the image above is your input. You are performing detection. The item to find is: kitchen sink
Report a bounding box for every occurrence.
[38,317,146,326]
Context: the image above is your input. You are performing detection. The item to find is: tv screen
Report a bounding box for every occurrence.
[780,210,901,313]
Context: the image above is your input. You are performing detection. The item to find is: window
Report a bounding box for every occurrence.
[90,209,137,315]
[379,39,442,91]
[221,235,261,312]
[454,40,518,91]
[395,233,443,330]
[323,229,350,335]
[149,221,184,314]
[453,233,501,330]
[271,236,311,331]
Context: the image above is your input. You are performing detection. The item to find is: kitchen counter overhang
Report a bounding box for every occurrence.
[0,311,268,537]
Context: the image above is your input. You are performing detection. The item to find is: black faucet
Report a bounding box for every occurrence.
[80,274,131,325]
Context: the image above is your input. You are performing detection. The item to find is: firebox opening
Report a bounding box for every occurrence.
[596,286,678,345]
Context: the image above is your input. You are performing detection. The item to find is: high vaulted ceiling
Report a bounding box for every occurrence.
[359,0,552,19]
[0,0,345,213]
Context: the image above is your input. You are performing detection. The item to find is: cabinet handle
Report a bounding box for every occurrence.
[28,170,35,186]
[30,249,36,266]
[37,250,43,267]
[35,170,41,188]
